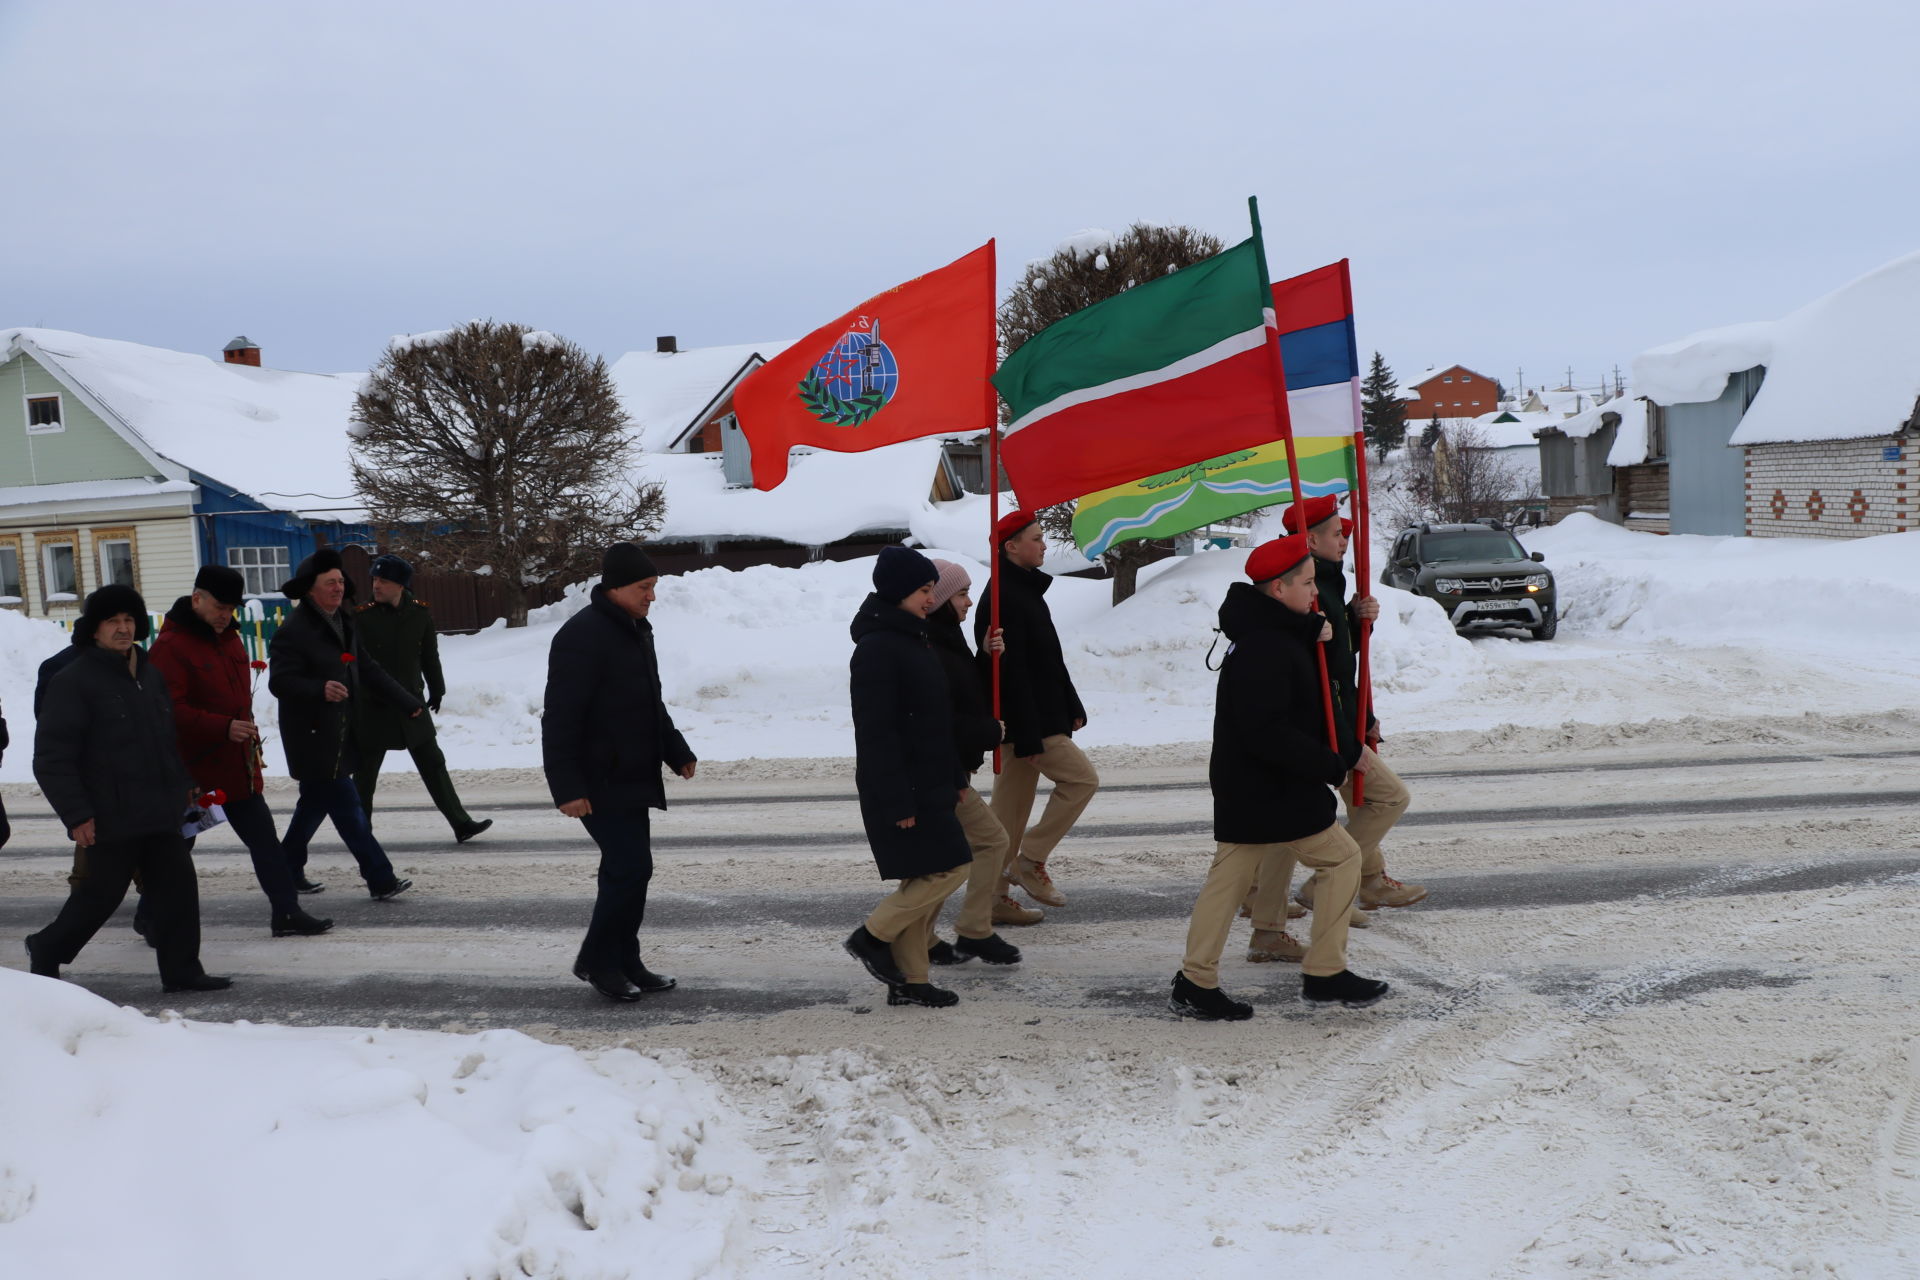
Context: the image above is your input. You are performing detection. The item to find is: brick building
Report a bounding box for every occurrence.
[1402,364,1499,421]
[1745,435,1911,538]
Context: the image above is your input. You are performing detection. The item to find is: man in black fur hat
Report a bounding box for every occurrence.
[269,547,423,900]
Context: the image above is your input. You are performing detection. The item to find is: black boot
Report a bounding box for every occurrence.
[843,926,906,986]
[133,912,156,949]
[573,961,643,1002]
[295,875,326,895]
[887,982,959,1008]
[1169,972,1253,1021]
[620,958,676,993]
[24,934,59,979]
[453,819,493,844]
[162,973,234,994]
[271,908,335,937]
[1301,970,1391,1008]
[927,939,970,967]
[954,933,1021,965]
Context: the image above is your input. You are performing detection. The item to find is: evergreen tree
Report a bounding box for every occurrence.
[1360,351,1407,462]
[1420,409,1444,452]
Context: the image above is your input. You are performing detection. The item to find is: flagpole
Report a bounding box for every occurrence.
[1340,259,1373,805]
[985,240,1005,776]
[1248,197,1339,750]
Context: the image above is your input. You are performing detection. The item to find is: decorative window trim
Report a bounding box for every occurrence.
[35,528,82,607]
[91,524,139,589]
[25,392,64,435]
[0,533,23,608]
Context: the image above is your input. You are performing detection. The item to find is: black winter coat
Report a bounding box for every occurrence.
[34,645,194,843]
[1210,582,1361,845]
[929,613,1004,787]
[1314,554,1372,736]
[973,556,1086,758]
[850,594,971,880]
[269,599,421,782]
[541,585,695,815]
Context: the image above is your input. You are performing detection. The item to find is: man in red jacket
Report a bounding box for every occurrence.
[148,565,332,938]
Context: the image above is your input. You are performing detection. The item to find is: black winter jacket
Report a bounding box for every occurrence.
[541,585,695,815]
[928,612,1003,787]
[973,556,1086,758]
[1209,582,1361,845]
[850,594,971,880]
[269,598,421,782]
[34,645,194,843]
[1314,554,1372,736]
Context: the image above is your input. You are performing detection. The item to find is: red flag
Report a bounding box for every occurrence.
[734,242,996,490]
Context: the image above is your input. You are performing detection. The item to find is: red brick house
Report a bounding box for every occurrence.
[1402,364,1499,421]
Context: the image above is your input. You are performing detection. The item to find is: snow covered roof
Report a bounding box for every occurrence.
[609,340,793,453]
[642,438,946,544]
[0,476,199,519]
[2,328,366,518]
[1634,249,1920,444]
[1458,411,1550,450]
[1538,394,1653,467]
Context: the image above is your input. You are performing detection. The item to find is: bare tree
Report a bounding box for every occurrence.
[1000,222,1225,603]
[1377,422,1537,530]
[350,320,664,627]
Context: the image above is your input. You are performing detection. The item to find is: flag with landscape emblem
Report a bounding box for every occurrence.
[992,237,1283,512]
[734,242,996,490]
[1070,260,1362,557]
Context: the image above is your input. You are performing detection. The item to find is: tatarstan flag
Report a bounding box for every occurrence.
[734,242,996,490]
[992,237,1280,511]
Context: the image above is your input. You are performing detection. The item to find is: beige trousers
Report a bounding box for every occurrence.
[865,865,969,985]
[988,734,1100,868]
[1337,748,1410,879]
[1185,824,1361,985]
[952,786,1010,939]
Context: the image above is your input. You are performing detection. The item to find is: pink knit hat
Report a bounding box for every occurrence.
[929,559,972,610]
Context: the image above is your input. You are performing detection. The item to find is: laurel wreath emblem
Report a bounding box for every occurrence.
[797,369,887,428]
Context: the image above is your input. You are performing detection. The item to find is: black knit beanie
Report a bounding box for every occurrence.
[601,542,659,589]
[872,545,938,604]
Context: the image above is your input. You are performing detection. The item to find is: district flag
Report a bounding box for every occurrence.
[734,242,996,490]
[1071,261,1362,557]
[992,238,1281,512]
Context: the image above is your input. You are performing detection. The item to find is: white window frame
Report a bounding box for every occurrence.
[227,545,291,597]
[25,392,64,435]
[96,534,135,588]
[41,540,78,601]
[0,537,22,607]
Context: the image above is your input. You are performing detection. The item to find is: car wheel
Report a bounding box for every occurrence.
[1529,614,1558,641]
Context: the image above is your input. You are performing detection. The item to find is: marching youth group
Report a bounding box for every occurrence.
[6,497,1428,1020]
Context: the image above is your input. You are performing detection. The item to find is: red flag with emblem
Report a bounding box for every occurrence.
[733,242,997,490]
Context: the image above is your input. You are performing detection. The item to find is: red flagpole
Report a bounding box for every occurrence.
[1248,198,1339,749]
[985,240,1005,775]
[1341,259,1373,805]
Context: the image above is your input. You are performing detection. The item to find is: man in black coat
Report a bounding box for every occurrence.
[0,698,10,851]
[1282,496,1425,912]
[974,510,1099,916]
[1170,536,1389,1021]
[270,548,422,900]
[842,546,974,1009]
[25,585,231,993]
[542,543,696,1002]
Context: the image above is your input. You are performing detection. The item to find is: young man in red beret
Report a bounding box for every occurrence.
[973,510,1099,922]
[1270,496,1426,922]
[1172,536,1389,1019]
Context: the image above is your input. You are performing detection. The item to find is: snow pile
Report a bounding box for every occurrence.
[387,328,461,353]
[520,330,563,353]
[1055,227,1116,259]
[0,606,70,768]
[1634,248,1920,443]
[0,969,750,1279]
[643,438,948,545]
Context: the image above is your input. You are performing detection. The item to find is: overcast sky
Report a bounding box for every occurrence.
[6,0,1917,395]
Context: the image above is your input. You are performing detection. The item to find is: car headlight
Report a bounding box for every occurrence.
[1523,574,1550,592]
[1434,578,1465,593]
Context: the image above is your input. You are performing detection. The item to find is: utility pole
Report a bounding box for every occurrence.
[1563,365,1575,392]
[1612,363,1624,398]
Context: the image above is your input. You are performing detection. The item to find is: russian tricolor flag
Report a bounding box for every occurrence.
[1271,260,1362,440]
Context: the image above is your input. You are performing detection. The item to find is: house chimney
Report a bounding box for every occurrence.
[222,336,261,367]
[656,335,678,354]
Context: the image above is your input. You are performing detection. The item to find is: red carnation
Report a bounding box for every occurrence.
[340,653,355,664]
[250,659,268,671]
[199,789,228,807]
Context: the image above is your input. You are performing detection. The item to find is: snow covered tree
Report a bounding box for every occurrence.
[999,222,1225,604]
[349,320,664,627]
[1361,351,1407,462]
[1419,410,1444,452]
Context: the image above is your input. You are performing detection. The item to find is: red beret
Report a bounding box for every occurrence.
[1279,495,1341,534]
[994,509,1039,544]
[1246,534,1312,583]
[1341,517,1354,537]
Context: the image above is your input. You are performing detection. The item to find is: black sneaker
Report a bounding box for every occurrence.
[954,933,1022,965]
[887,982,959,1008]
[620,959,677,993]
[927,939,970,967]
[454,819,493,844]
[271,909,335,937]
[162,973,234,994]
[369,877,413,901]
[1301,970,1391,1008]
[1169,972,1253,1021]
[843,925,907,986]
[572,961,643,1002]
[295,876,326,895]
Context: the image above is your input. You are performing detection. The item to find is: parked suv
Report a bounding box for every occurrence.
[1381,520,1558,640]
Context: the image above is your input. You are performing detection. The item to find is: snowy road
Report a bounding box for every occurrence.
[5,732,1920,1276]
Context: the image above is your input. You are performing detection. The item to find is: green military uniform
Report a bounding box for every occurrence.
[352,588,479,836]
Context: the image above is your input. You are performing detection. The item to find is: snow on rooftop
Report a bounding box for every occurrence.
[1460,411,1551,450]
[1547,394,1654,467]
[642,438,944,545]
[609,340,792,453]
[1634,248,1920,444]
[3,328,366,517]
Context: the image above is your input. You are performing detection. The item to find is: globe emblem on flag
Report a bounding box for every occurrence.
[796,322,900,428]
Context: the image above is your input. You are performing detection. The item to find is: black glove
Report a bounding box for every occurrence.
[428,697,442,714]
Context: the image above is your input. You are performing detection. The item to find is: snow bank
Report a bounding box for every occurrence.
[0,969,749,1279]
[1634,249,1920,444]
[645,438,946,545]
